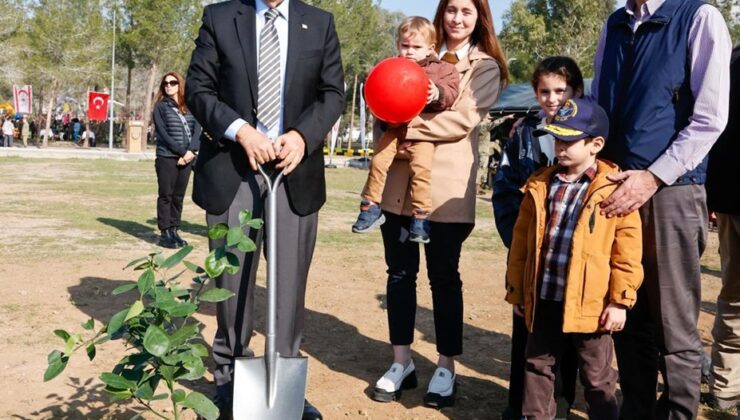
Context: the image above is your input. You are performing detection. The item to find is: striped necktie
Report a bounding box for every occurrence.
[257,8,281,133]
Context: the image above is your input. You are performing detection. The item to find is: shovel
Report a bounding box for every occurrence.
[233,165,308,420]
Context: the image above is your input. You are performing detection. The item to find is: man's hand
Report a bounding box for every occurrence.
[600,170,663,218]
[427,81,439,104]
[236,123,275,170]
[274,130,306,175]
[599,303,627,332]
[513,304,525,318]
[183,150,196,163]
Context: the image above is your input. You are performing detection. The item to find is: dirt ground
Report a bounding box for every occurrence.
[0,157,733,420]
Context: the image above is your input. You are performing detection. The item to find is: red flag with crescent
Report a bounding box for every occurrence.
[87,91,109,121]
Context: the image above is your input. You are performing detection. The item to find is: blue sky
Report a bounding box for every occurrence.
[378,1,627,34]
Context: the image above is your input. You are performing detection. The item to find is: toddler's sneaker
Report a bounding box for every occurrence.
[424,367,456,408]
[352,200,385,233]
[372,360,417,402]
[409,210,430,243]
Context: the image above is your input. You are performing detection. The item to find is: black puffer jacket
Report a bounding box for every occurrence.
[153,97,198,158]
[706,46,740,215]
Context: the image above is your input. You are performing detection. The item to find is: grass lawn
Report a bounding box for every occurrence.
[0,156,731,420]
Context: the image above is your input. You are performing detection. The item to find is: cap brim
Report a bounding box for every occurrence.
[533,124,589,142]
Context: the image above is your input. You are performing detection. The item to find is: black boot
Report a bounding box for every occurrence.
[170,227,188,247]
[158,228,179,249]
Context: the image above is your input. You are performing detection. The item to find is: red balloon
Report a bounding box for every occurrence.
[364,57,429,124]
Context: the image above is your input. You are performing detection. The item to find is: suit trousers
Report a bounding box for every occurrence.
[614,185,708,420]
[155,157,192,231]
[711,213,740,401]
[362,131,434,213]
[522,300,618,420]
[207,177,318,386]
[380,211,472,356]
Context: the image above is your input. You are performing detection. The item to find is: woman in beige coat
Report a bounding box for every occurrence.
[371,0,508,408]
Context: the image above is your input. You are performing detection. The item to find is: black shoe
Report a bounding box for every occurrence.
[213,384,233,420]
[158,229,179,249]
[554,395,571,419]
[302,399,322,420]
[500,406,525,420]
[170,227,188,247]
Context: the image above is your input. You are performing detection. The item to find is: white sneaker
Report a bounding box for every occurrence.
[372,360,417,402]
[424,367,456,407]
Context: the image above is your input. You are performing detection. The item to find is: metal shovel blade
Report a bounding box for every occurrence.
[233,353,307,419]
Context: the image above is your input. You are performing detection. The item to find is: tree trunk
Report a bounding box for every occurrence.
[142,62,159,150]
[125,64,132,120]
[37,86,44,116]
[42,81,57,148]
[347,74,358,150]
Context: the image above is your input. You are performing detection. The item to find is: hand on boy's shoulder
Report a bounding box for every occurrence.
[600,169,663,218]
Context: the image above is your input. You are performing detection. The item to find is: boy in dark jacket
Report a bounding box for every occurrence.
[352,16,459,244]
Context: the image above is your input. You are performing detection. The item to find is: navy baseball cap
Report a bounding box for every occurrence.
[534,98,609,142]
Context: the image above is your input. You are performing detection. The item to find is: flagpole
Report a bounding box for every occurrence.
[109,7,116,150]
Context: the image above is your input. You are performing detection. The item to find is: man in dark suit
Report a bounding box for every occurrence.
[185,0,344,418]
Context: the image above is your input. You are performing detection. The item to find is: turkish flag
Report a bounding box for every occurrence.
[87,91,109,121]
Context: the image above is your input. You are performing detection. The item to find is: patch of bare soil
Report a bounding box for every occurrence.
[0,214,730,419]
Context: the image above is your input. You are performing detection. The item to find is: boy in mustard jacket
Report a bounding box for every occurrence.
[505,98,643,420]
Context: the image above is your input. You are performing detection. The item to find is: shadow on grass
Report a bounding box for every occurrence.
[145,218,208,238]
[14,377,139,419]
[96,217,208,245]
[97,218,159,245]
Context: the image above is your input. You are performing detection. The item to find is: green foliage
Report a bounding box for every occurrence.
[305,0,402,134]
[500,0,615,82]
[23,0,110,90]
[44,212,264,419]
[118,0,202,74]
[501,0,738,83]
[707,0,740,45]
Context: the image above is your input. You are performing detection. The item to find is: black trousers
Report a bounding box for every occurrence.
[507,310,579,416]
[155,157,192,231]
[380,211,473,357]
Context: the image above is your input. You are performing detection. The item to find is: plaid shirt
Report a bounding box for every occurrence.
[539,164,597,301]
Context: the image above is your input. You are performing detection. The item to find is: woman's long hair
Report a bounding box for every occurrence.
[154,71,188,114]
[433,0,509,84]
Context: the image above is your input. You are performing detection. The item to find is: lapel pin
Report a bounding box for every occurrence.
[301,23,308,29]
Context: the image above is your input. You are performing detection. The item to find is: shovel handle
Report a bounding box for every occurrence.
[257,165,285,194]
[257,165,283,371]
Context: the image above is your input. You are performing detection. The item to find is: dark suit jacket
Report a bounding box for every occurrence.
[186,0,345,216]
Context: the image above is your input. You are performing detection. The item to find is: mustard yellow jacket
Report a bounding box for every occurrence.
[505,159,643,333]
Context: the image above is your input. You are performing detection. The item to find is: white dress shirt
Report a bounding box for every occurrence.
[225,0,290,142]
